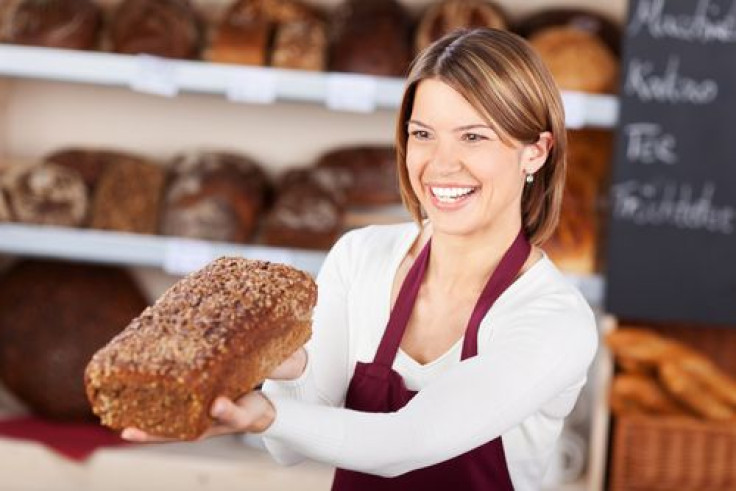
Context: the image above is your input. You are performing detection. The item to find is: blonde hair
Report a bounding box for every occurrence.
[395,28,566,245]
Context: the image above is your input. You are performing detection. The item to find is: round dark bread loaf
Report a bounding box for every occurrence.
[2,162,88,227]
[415,0,508,53]
[89,152,166,235]
[329,0,412,77]
[528,26,618,94]
[514,8,621,57]
[315,145,400,206]
[0,260,148,420]
[44,148,118,193]
[160,151,270,243]
[263,168,344,250]
[2,0,102,50]
[110,0,203,59]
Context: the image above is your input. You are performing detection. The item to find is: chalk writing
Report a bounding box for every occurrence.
[625,56,719,104]
[612,180,735,234]
[625,123,678,164]
[629,0,736,43]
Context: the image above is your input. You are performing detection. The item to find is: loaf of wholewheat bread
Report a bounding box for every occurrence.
[85,257,316,440]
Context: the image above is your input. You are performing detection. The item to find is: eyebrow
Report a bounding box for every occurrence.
[407,120,494,132]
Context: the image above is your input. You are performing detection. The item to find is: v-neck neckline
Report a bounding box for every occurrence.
[381,223,548,368]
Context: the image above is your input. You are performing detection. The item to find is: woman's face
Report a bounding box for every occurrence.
[406,78,533,238]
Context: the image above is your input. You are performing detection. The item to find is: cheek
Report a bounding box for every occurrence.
[405,144,426,183]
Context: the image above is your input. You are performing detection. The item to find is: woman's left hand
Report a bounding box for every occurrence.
[120,391,276,443]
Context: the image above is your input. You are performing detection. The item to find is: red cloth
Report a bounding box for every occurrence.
[0,416,128,461]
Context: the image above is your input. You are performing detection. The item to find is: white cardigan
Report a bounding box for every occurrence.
[261,222,598,490]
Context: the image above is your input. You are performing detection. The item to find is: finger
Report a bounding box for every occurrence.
[210,396,256,430]
[120,427,177,443]
[198,422,237,440]
[269,348,307,380]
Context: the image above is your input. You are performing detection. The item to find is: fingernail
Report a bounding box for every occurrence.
[121,429,133,440]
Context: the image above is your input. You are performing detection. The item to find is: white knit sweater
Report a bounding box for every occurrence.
[261,222,598,490]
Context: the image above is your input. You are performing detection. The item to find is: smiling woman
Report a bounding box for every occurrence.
[404,79,552,239]
[123,28,597,491]
[396,28,567,247]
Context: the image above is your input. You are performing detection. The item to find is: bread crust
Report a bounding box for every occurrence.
[85,257,316,439]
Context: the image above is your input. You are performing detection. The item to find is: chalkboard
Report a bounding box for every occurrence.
[605,0,736,326]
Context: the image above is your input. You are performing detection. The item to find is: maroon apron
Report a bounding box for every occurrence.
[331,230,531,491]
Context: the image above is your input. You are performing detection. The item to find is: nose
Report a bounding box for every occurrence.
[428,137,463,176]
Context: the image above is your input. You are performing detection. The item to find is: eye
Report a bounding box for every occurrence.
[409,129,431,140]
[462,132,488,143]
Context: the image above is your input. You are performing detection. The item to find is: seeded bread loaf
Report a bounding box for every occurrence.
[85,257,316,440]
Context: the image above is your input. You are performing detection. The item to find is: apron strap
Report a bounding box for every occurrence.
[462,230,531,359]
[374,239,432,367]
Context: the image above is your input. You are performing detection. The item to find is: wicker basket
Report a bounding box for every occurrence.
[608,323,736,490]
[610,415,736,490]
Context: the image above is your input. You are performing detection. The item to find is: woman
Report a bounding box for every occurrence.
[124,28,597,490]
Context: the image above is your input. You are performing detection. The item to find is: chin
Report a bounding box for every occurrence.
[427,214,485,237]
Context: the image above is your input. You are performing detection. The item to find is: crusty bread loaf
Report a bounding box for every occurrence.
[110,0,203,59]
[2,0,102,50]
[90,153,166,234]
[0,260,148,421]
[315,145,400,206]
[543,129,613,274]
[329,0,412,77]
[206,0,326,70]
[263,168,344,250]
[160,151,270,243]
[528,26,618,94]
[514,8,621,57]
[2,162,88,227]
[415,0,508,53]
[44,148,116,193]
[85,257,316,440]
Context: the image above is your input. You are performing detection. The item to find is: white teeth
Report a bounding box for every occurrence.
[430,186,474,202]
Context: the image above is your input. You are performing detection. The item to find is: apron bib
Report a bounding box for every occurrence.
[331,230,531,491]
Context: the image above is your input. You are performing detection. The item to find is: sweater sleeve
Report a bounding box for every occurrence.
[261,231,355,465]
[261,292,598,477]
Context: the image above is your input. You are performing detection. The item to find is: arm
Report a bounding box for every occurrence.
[121,230,359,452]
[262,302,598,477]
[260,231,356,464]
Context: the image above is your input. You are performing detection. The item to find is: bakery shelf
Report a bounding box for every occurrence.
[0,223,606,306]
[0,44,619,126]
[0,44,405,111]
[0,223,326,277]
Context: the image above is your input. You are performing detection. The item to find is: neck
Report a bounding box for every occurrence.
[425,217,523,297]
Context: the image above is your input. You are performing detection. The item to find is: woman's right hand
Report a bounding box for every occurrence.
[122,347,308,444]
[268,347,307,381]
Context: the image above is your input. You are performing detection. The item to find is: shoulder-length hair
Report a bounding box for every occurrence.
[395,28,567,245]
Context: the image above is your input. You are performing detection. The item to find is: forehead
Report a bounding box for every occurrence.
[410,78,487,126]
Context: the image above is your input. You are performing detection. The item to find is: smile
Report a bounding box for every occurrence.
[430,186,477,203]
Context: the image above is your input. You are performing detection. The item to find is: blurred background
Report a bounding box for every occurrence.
[2,0,732,490]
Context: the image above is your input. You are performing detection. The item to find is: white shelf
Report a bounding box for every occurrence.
[0,223,605,306]
[0,44,405,110]
[0,223,326,277]
[0,44,619,126]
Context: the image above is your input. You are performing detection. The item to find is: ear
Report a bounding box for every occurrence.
[520,131,553,175]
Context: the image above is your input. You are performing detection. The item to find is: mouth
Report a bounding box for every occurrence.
[428,185,478,205]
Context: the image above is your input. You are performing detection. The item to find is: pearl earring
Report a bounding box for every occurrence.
[525,173,534,184]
